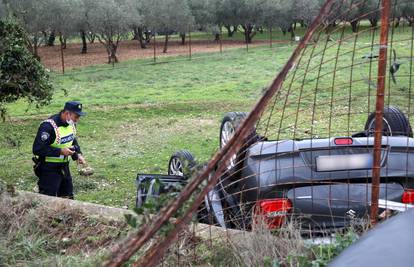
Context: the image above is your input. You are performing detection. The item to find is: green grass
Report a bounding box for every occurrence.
[0,44,293,207]
[1,24,413,208]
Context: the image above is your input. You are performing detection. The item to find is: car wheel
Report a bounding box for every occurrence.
[220,112,258,168]
[168,150,196,178]
[365,106,413,137]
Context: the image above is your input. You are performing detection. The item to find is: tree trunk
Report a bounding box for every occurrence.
[242,25,255,44]
[33,35,39,60]
[225,25,232,37]
[325,22,336,34]
[163,34,169,53]
[288,26,295,39]
[369,18,378,27]
[42,31,47,46]
[350,20,359,33]
[87,32,96,44]
[80,30,87,54]
[144,30,151,44]
[59,35,67,49]
[107,42,118,64]
[180,32,185,45]
[394,17,401,28]
[47,30,55,46]
[111,43,118,63]
[225,25,236,37]
[137,27,146,49]
[214,33,220,43]
[133,27,139,40]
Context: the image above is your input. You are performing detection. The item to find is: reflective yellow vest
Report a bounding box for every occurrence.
[43,119,77,163]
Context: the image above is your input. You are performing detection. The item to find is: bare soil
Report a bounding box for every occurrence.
[38,39,277,71]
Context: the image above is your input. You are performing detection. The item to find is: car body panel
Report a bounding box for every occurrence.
[217,136,414,227]
[287,183,403,228]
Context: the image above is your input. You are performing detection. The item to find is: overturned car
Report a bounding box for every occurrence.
[136,106,414,230]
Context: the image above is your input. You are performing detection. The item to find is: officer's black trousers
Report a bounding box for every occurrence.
[38,162,74,199]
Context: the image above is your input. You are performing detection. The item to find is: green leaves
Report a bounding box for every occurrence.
[0,19,53,120]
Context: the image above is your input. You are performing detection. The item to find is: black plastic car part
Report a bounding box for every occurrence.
[135,174,185,208]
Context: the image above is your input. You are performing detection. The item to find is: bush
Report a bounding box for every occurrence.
[0,19,53,119]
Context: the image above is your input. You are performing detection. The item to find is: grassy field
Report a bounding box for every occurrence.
[0,44,294,207]
[1,23,413,209]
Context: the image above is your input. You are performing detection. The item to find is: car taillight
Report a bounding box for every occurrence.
[402,189,414,204]
[254,199,292,229]
[334,137,353,145]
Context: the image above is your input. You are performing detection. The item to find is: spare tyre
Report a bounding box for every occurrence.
[365,106,413,137]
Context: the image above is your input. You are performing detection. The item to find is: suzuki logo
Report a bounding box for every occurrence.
[346,209,356,219]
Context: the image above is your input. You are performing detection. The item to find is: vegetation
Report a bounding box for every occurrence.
[0,44,293,207]
[5,0,414,62]
[0,19,53,119]
[1,0,414,262]
[0,190,129,266]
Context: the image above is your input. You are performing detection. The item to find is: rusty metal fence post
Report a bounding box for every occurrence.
[153,31,157,63]
[370,0,391,226]
[188,26,192,60]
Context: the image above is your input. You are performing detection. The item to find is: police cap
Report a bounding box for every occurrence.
[64,101,86,116]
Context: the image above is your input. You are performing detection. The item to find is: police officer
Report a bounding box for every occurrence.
[32,101,86,199]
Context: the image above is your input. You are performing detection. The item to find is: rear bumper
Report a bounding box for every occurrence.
[287,183,404,228]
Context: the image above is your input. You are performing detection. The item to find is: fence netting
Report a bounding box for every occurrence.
[103,0,414,266]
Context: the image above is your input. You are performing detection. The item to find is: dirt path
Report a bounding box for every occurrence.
[38,39,284,71]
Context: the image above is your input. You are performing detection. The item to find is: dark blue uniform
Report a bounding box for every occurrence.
[33,113,82,199]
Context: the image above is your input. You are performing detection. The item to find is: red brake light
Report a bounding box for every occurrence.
[254,199,292,229]
[402,189,414,204]
[334,137,353,145]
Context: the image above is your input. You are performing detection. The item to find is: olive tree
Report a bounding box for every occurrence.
[189,0,219,40]
[87,0,134,63]
[141,0,194,53]
[214,0,242,37]
[292,0,321,27]
[215,0,269,43]
[263,0,295,38]
[44,0,82,49]
[6,0,50,58]
[401,2,414,25]
[0,19,53,119]
[0,1,6,18]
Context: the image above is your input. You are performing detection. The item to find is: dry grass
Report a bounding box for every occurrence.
[224,217,366,267]
[0,191,129,266]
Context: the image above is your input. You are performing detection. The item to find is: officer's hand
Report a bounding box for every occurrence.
[77,154,86,165]
[60,147,75,156]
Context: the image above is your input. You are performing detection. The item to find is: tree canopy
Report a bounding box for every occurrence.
[4,0,414,63]
[0,18,53,119]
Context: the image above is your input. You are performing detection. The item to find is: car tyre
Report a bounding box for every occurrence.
[365,106,413,137]
[168,150,196,178]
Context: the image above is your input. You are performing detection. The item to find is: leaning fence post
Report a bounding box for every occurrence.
[370,0,391,226]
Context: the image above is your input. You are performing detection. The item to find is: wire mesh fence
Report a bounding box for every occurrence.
[39,27,296,75]
[100,0,414,266]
